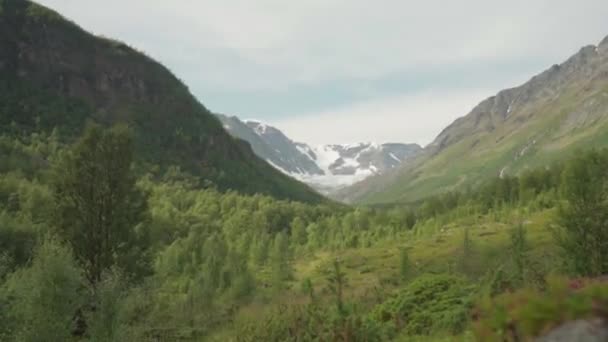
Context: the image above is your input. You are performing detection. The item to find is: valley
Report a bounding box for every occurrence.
[1,1,608,342]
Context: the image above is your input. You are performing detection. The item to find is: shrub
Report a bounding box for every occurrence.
[2,237,84,341]
[371,274,475,337]
[474,277,608,340]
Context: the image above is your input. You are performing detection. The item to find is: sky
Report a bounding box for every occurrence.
[37,0,608,146]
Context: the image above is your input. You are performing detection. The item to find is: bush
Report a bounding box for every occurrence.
[474,277,608,340]
[86,270,130,342]
[371,274,475,337]
[2,236,84,341]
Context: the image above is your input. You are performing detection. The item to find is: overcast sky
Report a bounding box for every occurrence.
[38,0,608,146]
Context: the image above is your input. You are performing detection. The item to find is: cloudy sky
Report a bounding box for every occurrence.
[38,0,608,146]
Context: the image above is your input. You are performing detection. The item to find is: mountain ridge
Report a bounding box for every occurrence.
[338,34,608,204]
[0,0,323,203]
[216,114,421,194]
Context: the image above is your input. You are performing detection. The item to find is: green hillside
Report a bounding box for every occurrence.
[0,0,322,203]
[341,38,608,205]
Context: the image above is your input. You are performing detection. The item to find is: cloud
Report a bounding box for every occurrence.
[269,88,486,146]
[37,0,608,89]
[35,0,608,144]
[270,70,538,146]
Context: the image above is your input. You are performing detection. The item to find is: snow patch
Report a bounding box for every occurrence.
[265,159,289,174]
[311,145,341,173]
[245,120,269,135]
[296,144,316,162]
[389,153,401,162]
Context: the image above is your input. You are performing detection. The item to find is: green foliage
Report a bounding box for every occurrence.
[51,124,150,284]
[235,302,386,342]
[510,223,529,286]
[554,149,608,276]
[474,277,608,340]
[371,274,474,337]
[1,236,84,342]
[0,93,606,340]
[488,265,515,297]
[0,212,37,271]
[399,247,411,282]
[86,270,130,342]
[270,232,292,291]
[459,227,474,275]
[327,259,347,313]
[235,275,385,342]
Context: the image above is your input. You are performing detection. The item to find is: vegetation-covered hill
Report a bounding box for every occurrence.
[3,124,606,340]
[0,0,322,203]
[340,35,608,205]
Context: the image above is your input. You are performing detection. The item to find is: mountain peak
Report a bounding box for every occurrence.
[339,33,608,204]
[216,115,421,195]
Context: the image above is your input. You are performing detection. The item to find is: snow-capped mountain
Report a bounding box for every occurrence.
[216,114,422,194]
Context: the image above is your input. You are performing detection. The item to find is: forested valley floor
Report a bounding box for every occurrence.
[1,126,608,341]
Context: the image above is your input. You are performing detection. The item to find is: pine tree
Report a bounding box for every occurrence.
[459,227,474,275]
[290,217,307,247]
[270,232,292,291]
[327,258,347,314]
[510,223,528,286]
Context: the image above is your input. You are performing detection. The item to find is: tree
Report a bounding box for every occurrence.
[51,124,149,285]
[2,237,84,342]
[327,259,347,314]
[290,217,307,247]
[555,150,608,276]
[86,270,129,342]
[510,223,528,286]
[251,233,270,266]
[459,227,474,275]
[306,223,322,251]
[270,232,292,291]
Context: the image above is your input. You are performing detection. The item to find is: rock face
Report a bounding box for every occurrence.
[536,318,608,342]
[217,115,324,176]
[0,0,322,203]
[216,114,421,194]
[339,34,608,204]
[428,44,607,155]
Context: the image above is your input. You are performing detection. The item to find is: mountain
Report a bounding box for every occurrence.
[0,0,322,203]
[339,35,608,204]
[216,114,421,194]
[216,114,325,176]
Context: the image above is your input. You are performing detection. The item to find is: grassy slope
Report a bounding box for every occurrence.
[211,207,558,340]
[359,80,608,205]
